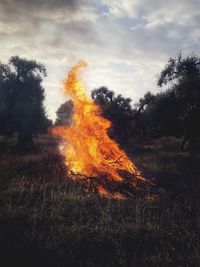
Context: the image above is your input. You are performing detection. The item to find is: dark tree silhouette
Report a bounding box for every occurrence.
[55,100,73,126]
[181,104,200,152]
[133,90,182,138]
[158,53,200,150]
[91,87,133,144]
[0,56,49,145]
[133,92,155,139]
[158,53,200,87]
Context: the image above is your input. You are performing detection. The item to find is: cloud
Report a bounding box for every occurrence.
[0,0,199,119]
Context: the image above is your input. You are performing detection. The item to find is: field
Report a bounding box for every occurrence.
[0,136,200,267]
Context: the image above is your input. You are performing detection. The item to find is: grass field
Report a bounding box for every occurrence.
[0,135,200,267]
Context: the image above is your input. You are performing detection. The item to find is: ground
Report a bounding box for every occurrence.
[0,135,200,267]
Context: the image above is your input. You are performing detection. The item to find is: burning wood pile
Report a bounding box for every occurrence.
[51,61,157,199]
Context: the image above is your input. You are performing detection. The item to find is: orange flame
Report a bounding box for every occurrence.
[51,61,148,198]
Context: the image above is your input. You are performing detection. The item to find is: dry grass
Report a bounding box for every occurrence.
[0,135,200,266]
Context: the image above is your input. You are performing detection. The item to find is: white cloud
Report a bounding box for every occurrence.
[0,0,200,120]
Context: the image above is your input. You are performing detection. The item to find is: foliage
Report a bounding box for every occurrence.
[133,53,200,145]
[158,53,200,114]
[55,100,73,126]
[0,56,50,144]
[91,87,133,143]
[134,90,182,137]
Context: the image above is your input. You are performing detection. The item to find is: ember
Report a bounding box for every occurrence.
[51,61,155,199]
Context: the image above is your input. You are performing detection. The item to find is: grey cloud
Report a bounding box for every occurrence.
[0,0,97,35]
[0,0,200,119]
[0,0,85,15]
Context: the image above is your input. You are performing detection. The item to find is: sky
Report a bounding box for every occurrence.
[0,0,200,120]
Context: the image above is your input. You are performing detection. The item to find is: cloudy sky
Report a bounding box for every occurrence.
[0,0,200,120]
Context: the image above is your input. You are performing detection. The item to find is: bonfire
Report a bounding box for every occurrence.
[51,61,155,199]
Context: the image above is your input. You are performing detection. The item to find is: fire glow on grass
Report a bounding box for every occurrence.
[51,61,150,199]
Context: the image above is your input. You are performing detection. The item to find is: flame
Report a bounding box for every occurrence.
[51,61,149,198]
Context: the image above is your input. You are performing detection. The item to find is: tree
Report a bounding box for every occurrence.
[181,104,200,152]
[132,92,156,139]
[158,53,200,150]
[158,53,200,106]
[132,90,182,138]
[0,56,48,145]
[91,87,133,144]
[55,100,73,126]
